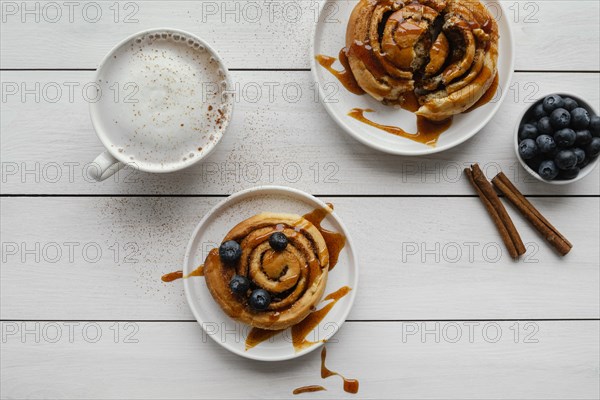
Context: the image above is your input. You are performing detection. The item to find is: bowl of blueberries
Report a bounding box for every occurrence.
[516,93,600,183]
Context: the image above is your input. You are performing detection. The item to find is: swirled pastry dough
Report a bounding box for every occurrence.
[346,0,499,121]
[204,213,329,330]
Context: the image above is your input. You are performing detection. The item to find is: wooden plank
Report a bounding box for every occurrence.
[1,196,598,321]
[0,1,598,71]
[1,320,598,399]
[1,70,599,195]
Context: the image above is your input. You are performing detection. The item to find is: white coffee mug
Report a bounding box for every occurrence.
[89,28,233,181]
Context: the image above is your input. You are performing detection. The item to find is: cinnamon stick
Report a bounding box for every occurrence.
[465,165,525,259]
[492,172,572,256]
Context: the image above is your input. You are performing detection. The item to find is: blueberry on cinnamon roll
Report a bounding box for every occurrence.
[204,213,330,330]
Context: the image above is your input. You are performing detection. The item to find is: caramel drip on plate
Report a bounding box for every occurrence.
[302,203,346,270]
[245,286,351,351]
[315,49,365,95]
[161,265,204,282]
[348,108,452,147]
[465,73,499,113]
[245,327,284,351]
[291,286,351,351]
[292,385,327,395]
[321,347,359,394]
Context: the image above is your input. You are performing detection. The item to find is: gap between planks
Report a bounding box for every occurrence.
[1,194,599,198]
[2,319,599,323]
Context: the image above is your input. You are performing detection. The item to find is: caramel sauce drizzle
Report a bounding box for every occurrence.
[302,203,346,270]
[316,18,499,146]
[245,327,283,351]
[321,347,359,394]
[315,49,364,95]
[348,108,451,147]
[465,73,499,113]
[292,385,326,395]
[161,204,350,353]
[400,90,420,113]
[291,286,351,351]
[245,286,352,351]
[244,204,349,351]
[161,265,204,282]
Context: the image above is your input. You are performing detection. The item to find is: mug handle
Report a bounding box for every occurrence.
[90,151,125,182]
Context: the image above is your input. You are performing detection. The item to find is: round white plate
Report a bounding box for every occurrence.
[183,186,359,361]
[311,0,515,155]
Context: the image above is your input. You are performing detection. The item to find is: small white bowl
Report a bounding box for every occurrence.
[514,92,599,184]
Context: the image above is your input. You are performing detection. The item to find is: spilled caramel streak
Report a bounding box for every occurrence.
[321,347,359,394]
[161,265,204,282]
[292,385,327,395]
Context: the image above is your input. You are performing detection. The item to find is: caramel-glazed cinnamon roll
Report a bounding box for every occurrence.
[204,213,329,330]
[346,0,499,121]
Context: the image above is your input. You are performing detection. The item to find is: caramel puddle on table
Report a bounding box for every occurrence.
[302,203,346,270]
[315,49,365,95]
[348,108,452,147]
[161,249,217,282]
[321,346,359,394]
[245,286,351,351]
[465,73,499,113]
[292,385,327,395]
[161,265,204,282]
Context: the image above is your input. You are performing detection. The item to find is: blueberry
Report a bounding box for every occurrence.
[550,108,571,129]
[269,232,288,251]
[578,157,591,169]
[575,130,592,146]
[519,123,538,141]
[586,137,600,158]
[537,117,553,135]
[532,103,547,119]
[562,97,579,111]
[548,147,561,160]
[588,115,600,137]
[519,138,538,160]
[543,94,564,113]
[570,107,590,129]
[219,240,242,264]
[229,275,250,295]
[573,148,586,165]
[538,160,559,180]
[554,128,576,147]
[554,149,578,170]
[559,167,580,180]
[536,134,556,153]
[249,289,271,310]
[526,155,543,172]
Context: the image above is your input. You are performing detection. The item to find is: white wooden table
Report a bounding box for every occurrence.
[1,1,599,398]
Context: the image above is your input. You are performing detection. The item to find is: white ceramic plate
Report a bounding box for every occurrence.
[183,186,359,361]
[311,0,515,155]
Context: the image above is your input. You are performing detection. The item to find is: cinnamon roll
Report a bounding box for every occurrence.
[345,0,499,121]
[204,213,330,330]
